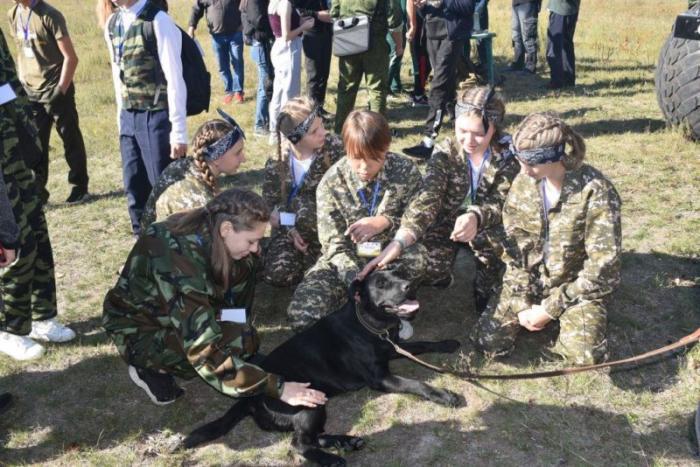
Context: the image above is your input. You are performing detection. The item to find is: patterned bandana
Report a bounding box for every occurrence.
[515,143,566,165]
[281,108,318,144]
[203,108,246,162]
[455,86,499,132]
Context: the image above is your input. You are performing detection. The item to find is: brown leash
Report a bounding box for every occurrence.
[384,327,700,380]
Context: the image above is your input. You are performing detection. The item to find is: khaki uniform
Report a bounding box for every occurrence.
[401,136,519,301]
[472,164,622,364]
[288,153,425,329]
[261,133,345,286]
[103,222,282,398]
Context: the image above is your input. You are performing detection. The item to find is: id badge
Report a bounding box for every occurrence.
[220,308,247,324]
[22,41,35,59]
[357,241,381,257]
[280,211,296,227]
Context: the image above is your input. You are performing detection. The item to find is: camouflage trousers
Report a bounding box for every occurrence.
[287,243,427,330]
[0,116,57,336]
[422,228,505,302]
[262,230,322,287]
[470,282,608,365]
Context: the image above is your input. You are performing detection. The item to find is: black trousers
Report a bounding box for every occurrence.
[546,11,578,87]
[302,26,333,107]
[424,36,463,138]
[31,83,89,202]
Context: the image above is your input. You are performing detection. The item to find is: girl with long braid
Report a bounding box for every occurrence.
[261,97,345,287]
[471,112,622,365]
[140,109,247,231]
[360,86,520,318]
[104,189,328,408]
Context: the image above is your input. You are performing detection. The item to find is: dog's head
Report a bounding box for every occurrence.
[351,269,419,322]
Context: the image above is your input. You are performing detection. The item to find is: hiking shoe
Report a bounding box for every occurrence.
[398,319,414,341]
[128,365,184,406]
[0,393,12,416]
[411,94,429,107]
[29,318,76,343]
[0,331,45,361]
[403,141,433,160]
[65,186,89,204]
[222,93,234,105]
[233,91,245,103]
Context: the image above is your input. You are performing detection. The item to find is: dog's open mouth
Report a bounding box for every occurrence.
[389,300,420,318]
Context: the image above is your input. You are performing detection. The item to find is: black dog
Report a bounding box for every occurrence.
[181,269,463,465]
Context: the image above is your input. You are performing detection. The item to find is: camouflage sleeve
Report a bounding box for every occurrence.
[376,155,422,231]
[400,150,451,240]
[262,157,283,212]
[155,180,213,221]
[468,156,519,231]
[171,291,283,399]
[541,181,622,319]
[317,173,363,278]
[325,133,346,166]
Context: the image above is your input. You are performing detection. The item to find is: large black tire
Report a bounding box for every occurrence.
[655,6,700,140]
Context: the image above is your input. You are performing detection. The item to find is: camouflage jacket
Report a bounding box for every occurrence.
[401,135,518,247]
[103,222,282,398]
[501,164,622,319]
[141,157,214,231]
[262,133,344,244]
[317,152,421,273]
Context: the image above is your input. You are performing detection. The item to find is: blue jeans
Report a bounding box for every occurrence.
[211,31,244,94]
[250,40,270,130]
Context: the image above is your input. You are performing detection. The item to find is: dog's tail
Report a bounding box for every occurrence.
[181,399,251,449]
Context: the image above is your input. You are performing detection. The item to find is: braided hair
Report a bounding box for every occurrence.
[454,86,507,153]
[191,119,235,194]
[275,96,329,205]
[513,112,586,170]
[167,188,270,289]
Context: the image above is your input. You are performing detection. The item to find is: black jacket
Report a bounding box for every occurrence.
[241,0,273,41]
[422,0,474,41]
[189,0,242,35]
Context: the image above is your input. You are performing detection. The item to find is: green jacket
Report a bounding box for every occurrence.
[547,0,579,16]
[500,163,622,319]
[103,222,282,399]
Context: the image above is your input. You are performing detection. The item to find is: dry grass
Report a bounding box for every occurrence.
[1,0,699,465]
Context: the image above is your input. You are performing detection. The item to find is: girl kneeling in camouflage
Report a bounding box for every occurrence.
[140,109,248,231]
[360,87,519,314]
[262,97,345,287]
[287,110,426,331]
[103,189,327,408]
[471,113,622,365]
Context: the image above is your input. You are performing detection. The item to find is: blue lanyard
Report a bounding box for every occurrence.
[357,180,381,216]
[467,148,490,203]
[286,154,312,208]
[19,0,37,42]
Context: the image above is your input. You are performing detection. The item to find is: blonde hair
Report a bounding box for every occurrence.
[275,96,330,204]
[167,189,269,289]
[191,119,237,194]
[342,110,391,161]
[513,112,586,170]
[95,0,116,29]
[456,86,506,150]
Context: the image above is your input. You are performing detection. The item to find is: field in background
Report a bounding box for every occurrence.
[1,0,699,465]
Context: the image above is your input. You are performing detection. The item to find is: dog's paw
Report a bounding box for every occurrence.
[437,339,461,353]
[318,434,366,451]
[433,389,465,408]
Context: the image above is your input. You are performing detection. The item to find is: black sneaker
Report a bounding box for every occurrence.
[403,142,433,160]
[128,365,184,406]
[65,186,89,204]
[0,392,13,416]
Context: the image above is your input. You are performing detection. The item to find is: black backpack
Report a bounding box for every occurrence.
[109,3,211,116]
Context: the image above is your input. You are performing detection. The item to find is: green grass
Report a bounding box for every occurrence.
[1,0,699,465]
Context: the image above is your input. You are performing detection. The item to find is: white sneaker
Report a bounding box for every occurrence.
[29,318,76,343]
[398,319,414,341]
[0,331,45,360]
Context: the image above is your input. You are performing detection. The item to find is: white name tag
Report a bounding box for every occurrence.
[0,84,17,106]
[23,45,35,59]
[220,308,247,324]
[357,241,382,257]
[280,212,296,226]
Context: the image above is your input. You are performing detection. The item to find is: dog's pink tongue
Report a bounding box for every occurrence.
[398,300,420,313]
